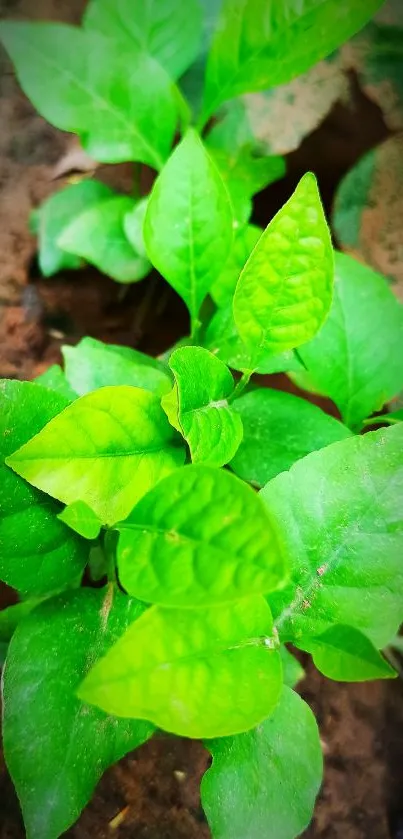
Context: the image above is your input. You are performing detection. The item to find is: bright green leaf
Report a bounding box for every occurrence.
[165,347,243,466]
[34,365,77,401]
[204,304,302,375]
[59,196,151,283]
[62,337,171,397]
[123,198,149,259]
[233,173,334,363]
[201,686,322,839]
[210,225,262,307]
[0,599,43,643]
[116,464,287,607]
[298,252,403,430]
[261,424,403,647]
[2,587,154,839]
[0,23,178,168]
[201,0,384,123]
[58,500,102,540]
[144,129,233,323]
[231,388,352,486]
[0,380,88,597]
[208,147,285,226]
[79,596,282,738]
[279,646,305,688]
[35,179,113,276]
[6,386,185,526]
[84,0,203,80]
[297,625,397,681]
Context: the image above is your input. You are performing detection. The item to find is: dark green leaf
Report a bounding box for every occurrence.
[84,0,203,79]
[2,587,154,839]
[59,196,151,283]
[62,337,171,397]
[0,599,43,643]
[6,386,185,526]
[117,464,287,607]
[0,381,88,597]
[297,625,397,681]
[201,686,322,839]
[261,425,403,647]
[299,252,403,430]
[35,179,113,276]
[144,129,233,324]
[231,388,352,486]
[79,597,282,738]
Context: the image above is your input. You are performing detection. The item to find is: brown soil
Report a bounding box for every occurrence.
[1,2,403,837]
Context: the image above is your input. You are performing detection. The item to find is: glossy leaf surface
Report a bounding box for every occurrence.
[117,464,287,607]
[0,23,177,167]
[298,625,397,681]
[84,0,203,79]
[79,597,282,738]
[2,587,154,839]
[233,174,333,362]
[231,388,352,486]
[0,381,87,596]
[144,130,233,321]
[261,425,403,647]
[62,337,171,398]
[165,347,243,466]
[59,196,151,283]
[201,0,383,121]
[299,251,403,430]
[58,500,102,540]
[201,686,322,839]
[7,386,185,525]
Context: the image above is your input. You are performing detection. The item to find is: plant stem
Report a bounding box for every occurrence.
[229,371,252,402]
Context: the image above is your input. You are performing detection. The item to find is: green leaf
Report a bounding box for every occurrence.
[123,198,149,259]
[0,642,8,666]
[204,304,302,375]
[144,129,233,323]
[364,409,403,427]
[208,147,285,226]
[210,225,262,308]
[58,500,102,540]
[59,196,151,283]
[0,380,88,597]
[116,464,287,607]
[201,686,322,839]
[261,424,403,647]
[279,646,304,688]
[0,23,178,168]
[164,347,243,466]
[0,599,43,643]
[233,173,334,364]
[79,596,282,738]
[34,365,77,401]
[298,252,403,430]
[35,179,114,276]
[84,0,203,80]
[6,386,185,526]
[297,625,397,681]
[200,0,384,123]
[230,388,352,486]
[62,337,171,398]
[2,587,155,839]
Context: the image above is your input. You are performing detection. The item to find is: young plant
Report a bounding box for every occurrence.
[1,165,403,839]
[0,0,383,291]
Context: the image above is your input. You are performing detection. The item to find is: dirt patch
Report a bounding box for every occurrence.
[1,660,403,838]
